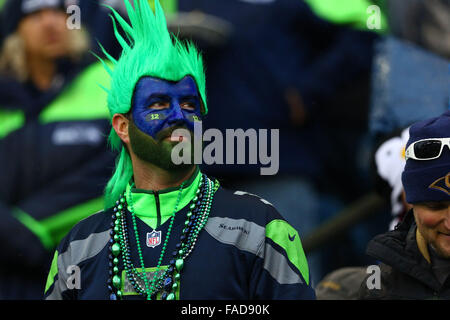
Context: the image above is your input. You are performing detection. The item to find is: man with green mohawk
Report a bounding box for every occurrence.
[44,0,315,300]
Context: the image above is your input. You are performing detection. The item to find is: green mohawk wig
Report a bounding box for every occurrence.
[98,0,208,209]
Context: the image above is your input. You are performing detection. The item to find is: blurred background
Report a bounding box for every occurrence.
[0,0,448,299]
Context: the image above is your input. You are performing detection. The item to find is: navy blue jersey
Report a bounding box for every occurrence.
[44,185,315,300]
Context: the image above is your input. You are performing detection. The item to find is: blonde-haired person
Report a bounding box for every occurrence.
[0,11,88,83]
[0,0,114,299]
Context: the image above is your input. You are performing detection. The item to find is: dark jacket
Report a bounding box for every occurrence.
[359,210,450,299]
[44,183,315,300]
[0,57,115,299]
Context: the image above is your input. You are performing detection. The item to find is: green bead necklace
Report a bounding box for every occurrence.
[108,173,219,300]
[127,180,186,299]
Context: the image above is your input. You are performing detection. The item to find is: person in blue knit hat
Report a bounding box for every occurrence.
[359,110,450,299]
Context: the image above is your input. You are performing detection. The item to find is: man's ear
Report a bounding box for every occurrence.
[401,190,413,211]
[112,113,130,145]
[200,100,206,115]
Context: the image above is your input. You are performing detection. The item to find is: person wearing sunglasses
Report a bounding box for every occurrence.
[359,110,450,299]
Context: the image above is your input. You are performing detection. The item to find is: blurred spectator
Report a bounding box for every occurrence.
[169,0,380,285]
[369,37,449,140]
[386,0,450,59]
[315,266,368,300]
[373,127,412,230]
[368,0,449,141]
[0,0,114,299]
[303,0,388,33]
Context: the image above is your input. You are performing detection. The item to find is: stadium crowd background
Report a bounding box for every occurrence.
[0,0,448,299]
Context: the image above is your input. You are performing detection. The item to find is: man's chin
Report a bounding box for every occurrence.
[141,144,194,172]
[129,121,195,173]
[151,154,195,173]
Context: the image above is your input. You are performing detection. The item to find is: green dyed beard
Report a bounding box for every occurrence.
[128,120,195,173]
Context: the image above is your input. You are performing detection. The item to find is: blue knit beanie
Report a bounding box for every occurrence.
[402,110,450,204]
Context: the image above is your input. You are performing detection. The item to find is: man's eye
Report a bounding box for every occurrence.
[181,102,196,111]
[422,202,448,211]
[148,101,169,109]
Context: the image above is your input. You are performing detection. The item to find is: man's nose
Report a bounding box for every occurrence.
[167,102,186,125]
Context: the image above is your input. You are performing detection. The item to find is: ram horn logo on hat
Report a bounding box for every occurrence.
[429,173,450,196]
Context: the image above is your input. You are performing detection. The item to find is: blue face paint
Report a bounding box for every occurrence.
[132,76,203,139]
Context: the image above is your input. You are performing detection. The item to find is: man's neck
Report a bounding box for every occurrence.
[416,228,431,264]
[132,156,197,191]
[26,54,56,91]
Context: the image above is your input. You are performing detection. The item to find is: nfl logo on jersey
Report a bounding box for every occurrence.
[146,230,162,248]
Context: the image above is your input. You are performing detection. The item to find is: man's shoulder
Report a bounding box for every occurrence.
[205,186,286,257]
[208,186,311,288]
[56,208,112,254]
[212,187,283,225]
[209,186,301,241]
[210,187,300,245]
[366,211,416,260]
[358,262,442,300]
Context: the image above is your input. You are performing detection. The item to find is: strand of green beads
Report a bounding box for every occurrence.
[161,176,204,301]
[189,179,218,255]
[118,196,149,297]
[129,175,204,298]
[183,177,210,252]
[147,175,204,298]
[198,179,218,231]
[190,177,213,237]
[182,178,215,258]
[113,196,126,299]
[127,186,152,299]
[110,199,124,299]
[168,177,213,296]
[131,212,152,297]
[147,181,186,299]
